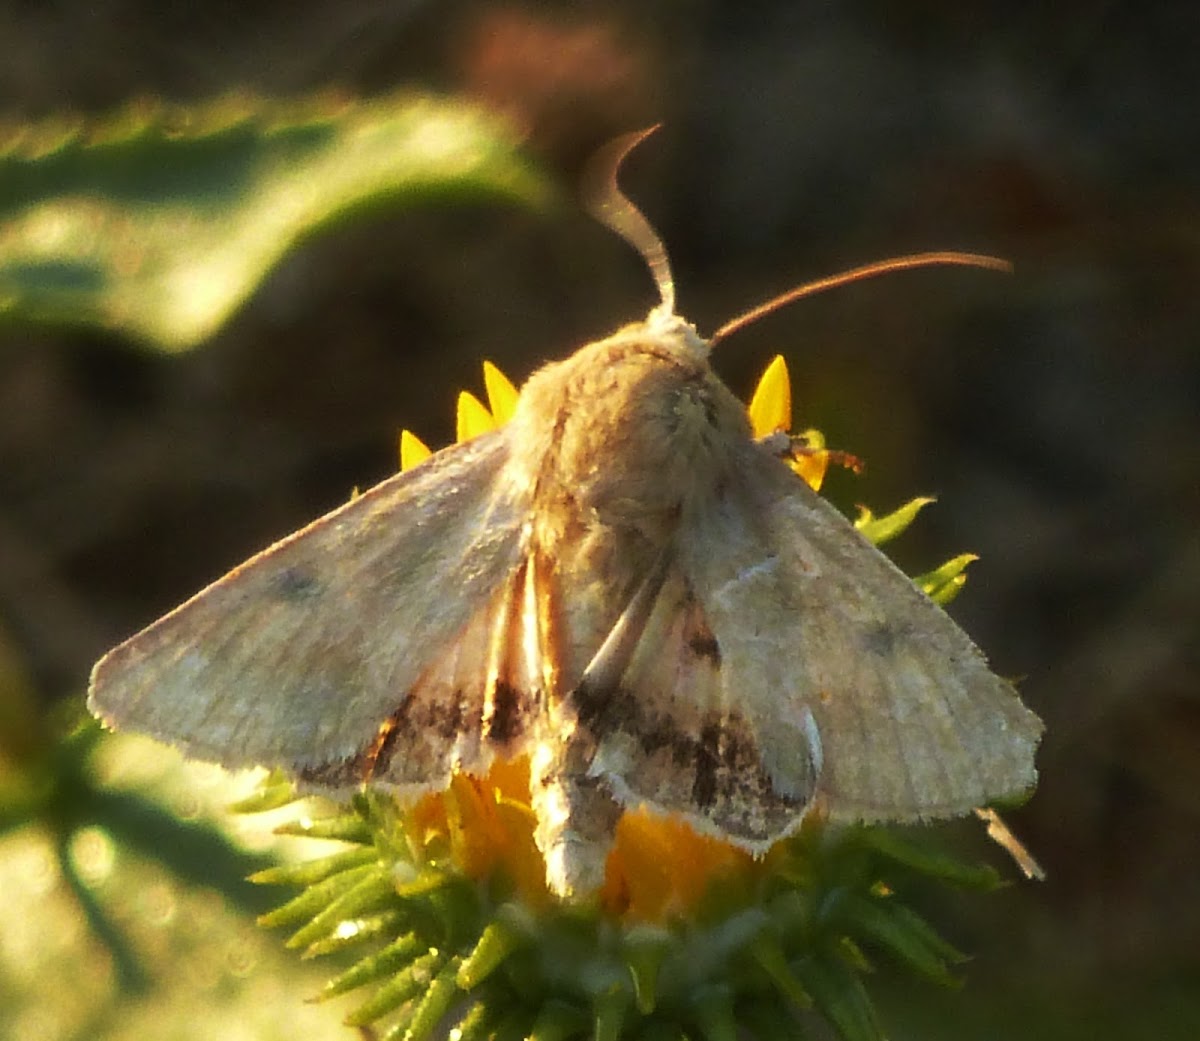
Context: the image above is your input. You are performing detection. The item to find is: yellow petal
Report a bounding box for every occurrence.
[492,798,549,909]
[439,759,547,908]
[747,355,792,438]
[485,754,532,805]
[789,427,829,491]
[399,429,432,472]
[603,808,752,922]
[410,789,449,840]
[447,773,515,881]
[483,361,520,425]
[456,390,497,442]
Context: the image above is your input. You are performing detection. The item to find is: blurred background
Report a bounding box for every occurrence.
[1,2,1197,1039]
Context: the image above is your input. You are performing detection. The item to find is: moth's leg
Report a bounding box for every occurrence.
[756,430,793,456]
[974,807,1045,880]
[756,430,864,475]
[576,549,672,696]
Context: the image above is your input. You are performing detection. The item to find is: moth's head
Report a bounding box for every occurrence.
[643,306,709,362]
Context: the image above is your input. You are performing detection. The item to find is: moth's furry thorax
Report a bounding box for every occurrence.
[510,318,752,544]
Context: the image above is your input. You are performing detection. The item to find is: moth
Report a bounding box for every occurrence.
[89,130,1043,899]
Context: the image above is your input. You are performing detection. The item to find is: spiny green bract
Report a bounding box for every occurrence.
[245,785,999,1041]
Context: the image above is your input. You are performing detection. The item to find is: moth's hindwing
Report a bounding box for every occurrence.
[581,560,818,850]
[299,556,545,791]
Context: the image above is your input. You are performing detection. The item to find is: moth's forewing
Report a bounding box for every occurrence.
[533,325,1037,859]
[88,431,527,788]
[678,439,1042,826]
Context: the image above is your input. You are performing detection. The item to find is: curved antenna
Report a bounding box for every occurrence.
[709,251,1012,348]
[583,126,675,316]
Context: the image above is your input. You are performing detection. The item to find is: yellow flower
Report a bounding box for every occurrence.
[249,357,996,1041]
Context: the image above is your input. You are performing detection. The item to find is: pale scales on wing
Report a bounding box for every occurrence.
[88,129,1042,900]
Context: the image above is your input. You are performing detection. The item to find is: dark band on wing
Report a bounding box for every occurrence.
[485,679,527,747]
[296,687,469,788]
[298,752,369,788]
[573,672,811,843]
[686,626,721,666]
[680,587,722,666]
[693,719,722,807]
[297,542,540,792]
[298,674,535,790]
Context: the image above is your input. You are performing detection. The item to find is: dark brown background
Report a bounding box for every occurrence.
[2,3,1197,1039]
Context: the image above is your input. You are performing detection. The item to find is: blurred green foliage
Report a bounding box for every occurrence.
[0,92,552,1041]
[0,93,550,349]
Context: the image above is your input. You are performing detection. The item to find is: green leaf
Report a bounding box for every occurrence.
[793,955,883,1041]
[284,868,397,950]
[916,553,978,605]
[300,910,407,959]
[748,932,812,1009]
[838,895,965,985]
[854,496,936,545]
[273,811,373,844]
[452,1002,500,1041]
[403,956,465,1041]
[855,829,1001,890]
[249,844,377,887]
[457,916,528,989]
[527,1000,587,1041]
[228,772,300,812]
[318,931,425,1000]
[0,92,550,349]
[622,925,674,1014]
[689,984,738,1041]
[735,995,806,1041]
[592,982,633,1041]
[345,948,444,1026]
[256,861,379,930]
